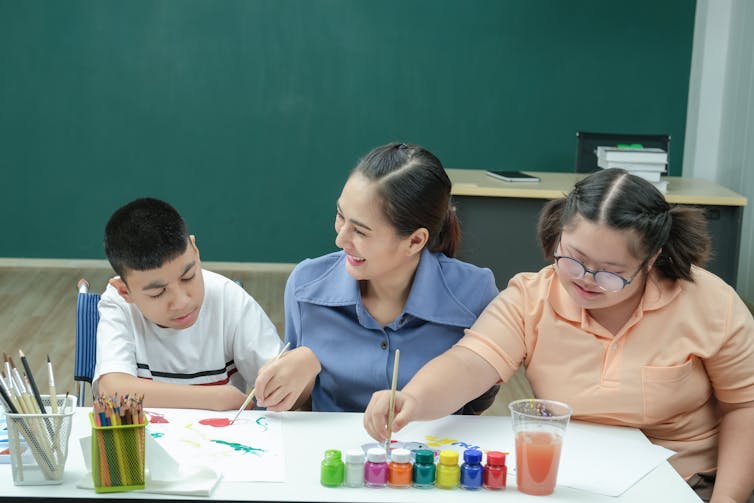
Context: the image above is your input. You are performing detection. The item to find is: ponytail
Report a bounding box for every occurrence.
[430,205,461,258]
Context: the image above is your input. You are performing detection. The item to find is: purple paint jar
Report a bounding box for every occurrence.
[364,447,388,487]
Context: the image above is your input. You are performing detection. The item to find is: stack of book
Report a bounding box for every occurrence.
[595,146,668,193]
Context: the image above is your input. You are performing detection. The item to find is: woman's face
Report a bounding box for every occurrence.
[556,218,648,312]
[334,173,418,282]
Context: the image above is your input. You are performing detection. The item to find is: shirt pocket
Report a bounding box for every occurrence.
[641,357,711,424]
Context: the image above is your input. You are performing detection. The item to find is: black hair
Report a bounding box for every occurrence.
[537,168,710,281]
[352,142,461,257]
[104,197,190,280]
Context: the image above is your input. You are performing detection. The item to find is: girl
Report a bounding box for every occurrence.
[364,168,754,502]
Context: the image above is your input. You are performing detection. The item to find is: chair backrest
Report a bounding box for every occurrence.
[74,279,100,406]
[575,131,671,173]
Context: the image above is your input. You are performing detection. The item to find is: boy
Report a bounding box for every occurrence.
[93,197,283,410]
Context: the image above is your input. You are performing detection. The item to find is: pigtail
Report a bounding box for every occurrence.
[654,206,711,281]
[537,198,567,261]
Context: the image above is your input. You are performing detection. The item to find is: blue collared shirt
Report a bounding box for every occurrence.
[284,247,498,412]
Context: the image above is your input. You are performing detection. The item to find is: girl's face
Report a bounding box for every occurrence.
[555,219,649,312]
[334,173,421,282]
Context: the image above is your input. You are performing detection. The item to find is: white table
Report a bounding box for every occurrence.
[0,408,701,502]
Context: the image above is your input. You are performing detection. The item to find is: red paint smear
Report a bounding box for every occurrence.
[146,412,169,424]
[199,417,231,427]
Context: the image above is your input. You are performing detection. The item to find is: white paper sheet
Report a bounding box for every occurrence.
[144,408,285,482]
[556,421,676,496]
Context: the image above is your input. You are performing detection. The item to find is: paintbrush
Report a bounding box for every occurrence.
[230,342,291,425]
[385,348,401,458]
[19,350,46,414]
[46,355,58,414]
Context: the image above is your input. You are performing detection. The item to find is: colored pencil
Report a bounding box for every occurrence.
[231,342,291,424]
[385,348,400,457]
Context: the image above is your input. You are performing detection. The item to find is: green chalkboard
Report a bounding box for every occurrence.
[0,0,696,262]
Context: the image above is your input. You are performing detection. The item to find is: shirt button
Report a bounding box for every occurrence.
[611,343,618,351]
[380,341,388,350]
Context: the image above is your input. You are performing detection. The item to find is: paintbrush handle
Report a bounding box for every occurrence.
[385,349,400,453]
[230,342,290,424]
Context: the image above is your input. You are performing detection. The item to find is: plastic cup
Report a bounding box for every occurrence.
[508,398,572,496]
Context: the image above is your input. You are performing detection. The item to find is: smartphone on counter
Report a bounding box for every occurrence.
[486,170,541,183]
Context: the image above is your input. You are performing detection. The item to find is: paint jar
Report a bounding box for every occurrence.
[435,449,460,489]
[344,448,365,488]
[364,447,388,487]
[412,449,436,488]
[387,448,412,488]
[460,448,483,490]
[320,449,344,487]
[483,451,507,490]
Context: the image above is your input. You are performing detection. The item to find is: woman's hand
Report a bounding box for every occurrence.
[254,346,321,411]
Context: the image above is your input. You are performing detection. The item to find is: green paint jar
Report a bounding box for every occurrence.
[320,449,345,487]
[412,449,436,488]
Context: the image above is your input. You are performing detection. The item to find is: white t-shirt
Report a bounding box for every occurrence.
[92,269,282,392]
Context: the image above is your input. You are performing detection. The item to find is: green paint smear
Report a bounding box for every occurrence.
[255,416,268,432]
[211,439,265,455]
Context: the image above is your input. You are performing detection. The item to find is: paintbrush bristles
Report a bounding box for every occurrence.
[230,342,291,425]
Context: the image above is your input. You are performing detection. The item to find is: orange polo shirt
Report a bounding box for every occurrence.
[457,265,754,478]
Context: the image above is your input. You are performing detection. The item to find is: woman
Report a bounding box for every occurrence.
[364,168,754,502]
[254,142,499,413]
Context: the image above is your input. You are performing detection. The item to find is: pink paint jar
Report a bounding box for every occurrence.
[364,447,388,487]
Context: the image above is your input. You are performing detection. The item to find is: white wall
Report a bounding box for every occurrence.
[684,0,754,301]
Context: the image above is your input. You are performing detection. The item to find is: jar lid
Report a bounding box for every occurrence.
[390,448,411,463]
[345,448,365,463]
[439,449,458,465]
[366,447,386,463]
[414,449,435,464]
[463,448,483,464]
[486,450,507,465]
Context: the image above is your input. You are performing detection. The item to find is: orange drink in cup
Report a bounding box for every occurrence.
[508,399,572,496]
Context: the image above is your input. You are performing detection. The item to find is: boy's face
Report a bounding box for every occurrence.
[111,236,205,330]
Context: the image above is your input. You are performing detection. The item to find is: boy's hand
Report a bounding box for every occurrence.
[254,346,321,411]
[363,390,417,442]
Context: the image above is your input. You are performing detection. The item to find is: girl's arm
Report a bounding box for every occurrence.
[363,346,499,441]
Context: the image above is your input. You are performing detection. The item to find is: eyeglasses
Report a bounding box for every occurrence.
[553,242,643,292]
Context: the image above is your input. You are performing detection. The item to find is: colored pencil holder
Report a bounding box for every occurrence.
[89,413,147,493]
[5,394,78,485]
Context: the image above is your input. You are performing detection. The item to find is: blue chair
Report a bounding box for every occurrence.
[74,279,100,406]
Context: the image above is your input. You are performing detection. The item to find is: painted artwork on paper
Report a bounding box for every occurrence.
[145,408,284,482]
